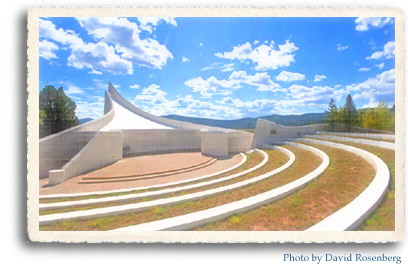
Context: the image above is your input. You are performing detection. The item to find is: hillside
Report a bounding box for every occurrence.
[163,113,327,130]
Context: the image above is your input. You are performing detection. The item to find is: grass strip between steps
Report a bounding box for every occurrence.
[39,146,319,231]
[194,143,375,231]
[39,150,284,215]
[307,139,395,231]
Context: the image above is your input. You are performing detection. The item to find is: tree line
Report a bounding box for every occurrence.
[39,85,78,138]
[326,94,395,132]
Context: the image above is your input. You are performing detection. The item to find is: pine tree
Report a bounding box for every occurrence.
[341,94,357,132]
[39,86,79,138]
[325,98,338,131]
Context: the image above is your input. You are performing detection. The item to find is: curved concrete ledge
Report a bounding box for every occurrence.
[317,132,395,141]
[40,153,247,199]
[111,143,329,231]
[81,157,216,180]
[39,147,297,225]
[296,138,390,231]
[79,157,218,184]
[40,149,268,210]
[309,135,395,150]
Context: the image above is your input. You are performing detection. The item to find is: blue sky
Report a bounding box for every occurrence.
[39,17,395,120]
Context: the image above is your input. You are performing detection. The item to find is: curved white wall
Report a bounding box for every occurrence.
[39,91,115,179]
[252,118,325,147]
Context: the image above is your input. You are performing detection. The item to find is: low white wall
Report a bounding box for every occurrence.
[252,119,325,147]
[122,129,201,155]
[49,131,123,185]
[201,131,229,157]
[228,131,254,154]
[39,91,115,179]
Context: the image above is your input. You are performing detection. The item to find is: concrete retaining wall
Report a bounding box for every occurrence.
[122,129,201,155]
[39,91,115,179]
[228,131,254,154]
[252,118,325,147]
[48,131,123,185]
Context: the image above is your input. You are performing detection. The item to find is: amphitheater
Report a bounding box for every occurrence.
[39,82,395,232]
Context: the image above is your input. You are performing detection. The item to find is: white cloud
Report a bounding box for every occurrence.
[185,71,282,97]
[314,74,327,82]
[132,89,242,119]
[130,84,140,89]
[89,69,102,75]
[40,18,174,75]
[343,68,395,106]
[65,85,85,96]
[135,84,168,104]
[355,17,393,31]
[215,40,299,71]
[181,56,190,63]
[40,18,134,75]
[75,96,105,119]
[137,17,177,33]
[201,62,235,72]
[358,67,371,72]
[336,44,349,51]
[39,40,59,60]
[276,71,306,82]
[366,41,395,60]
[376,62,385,69]
[77,17,173,70]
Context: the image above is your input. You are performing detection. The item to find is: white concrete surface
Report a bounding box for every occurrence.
[317,131,395,141]
[101,100,173,131]
[40,150,267,210]
[39,91,115,178]
[201,131,229,157]
[296,138,391,231]
[39,147,296,225]
[112,143,329,231]
[309,135,395,150]
[252,118,325,147]
[49,131,123,185]
[40,153,247,199]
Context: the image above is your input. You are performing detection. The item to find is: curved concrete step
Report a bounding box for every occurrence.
[78,158,218,184]
[111,143,329,231]
[39,147,295,225]
[297,138,390,231]
[308,135,395,150]
[40,149,268,210]
[40,153,247,200]
[81,157,216,180]
[317,131,395,141]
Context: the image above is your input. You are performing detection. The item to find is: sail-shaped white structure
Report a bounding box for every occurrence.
[40,82,254,185]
